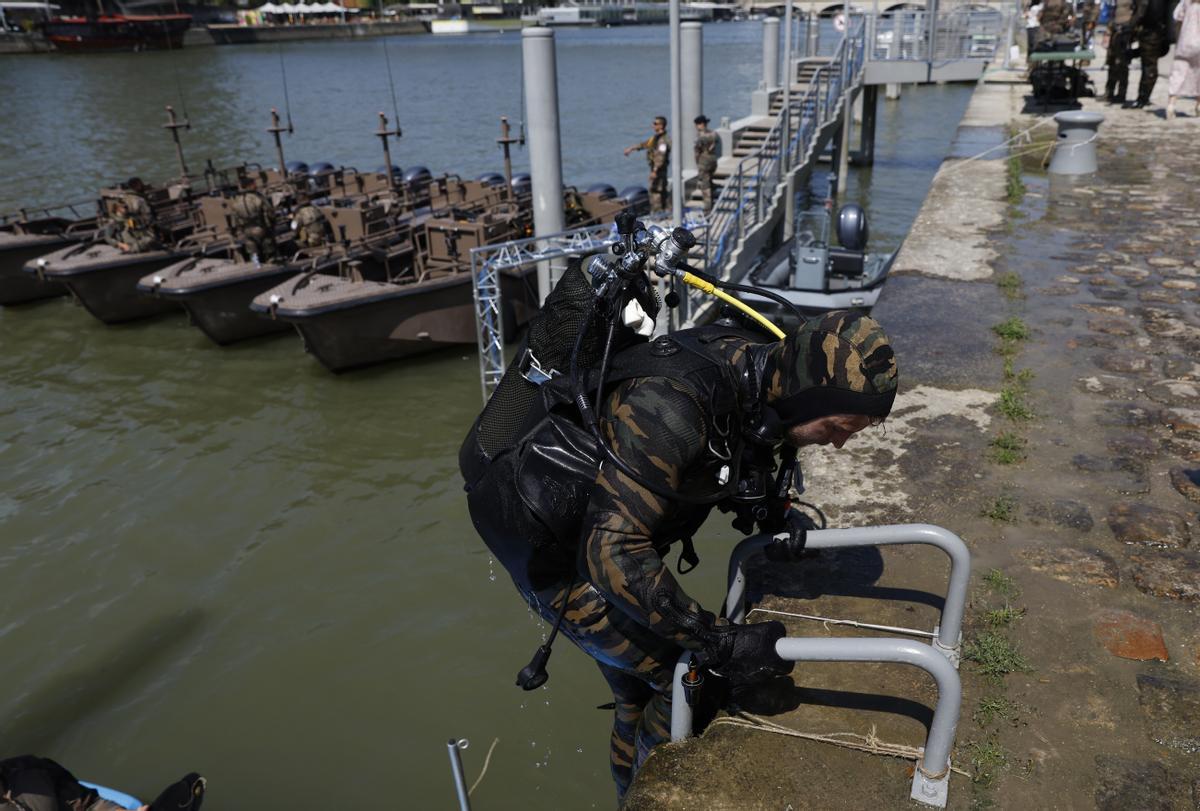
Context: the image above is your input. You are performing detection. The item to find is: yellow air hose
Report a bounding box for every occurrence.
[679,271,786,339]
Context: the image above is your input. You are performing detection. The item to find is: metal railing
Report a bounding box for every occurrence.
[469,222,619,401]
[868,7,1010,62]
[671,523,970,809]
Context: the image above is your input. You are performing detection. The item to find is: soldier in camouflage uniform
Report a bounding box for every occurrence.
[1038,0,1075,38]
[463,308,899,801]
[693,115,720,215]
[290,193,331,250]
[1105,0,1138,102]
[229,175,277,264]
[1131,0,1172,107]
[625,116,671,214]
[100,187,159,254]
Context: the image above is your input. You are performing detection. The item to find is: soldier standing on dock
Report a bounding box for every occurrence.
[1130,0,1173,107]
[624,116,671,214]
[230,174,277,265]
[693,115,719,215]
[1105,0,1137,103]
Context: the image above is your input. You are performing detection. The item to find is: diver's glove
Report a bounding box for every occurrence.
[704,620,794,683]
[763,507,813,562]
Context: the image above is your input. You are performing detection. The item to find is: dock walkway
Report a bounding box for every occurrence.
[626,48,1200,810]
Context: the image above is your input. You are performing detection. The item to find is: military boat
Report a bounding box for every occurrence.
[0,201,98,305]
[41,12,192,52]
[26,183,209,324]
[249,185,631,372]
[740,187,899,314]
[138,169,508,345]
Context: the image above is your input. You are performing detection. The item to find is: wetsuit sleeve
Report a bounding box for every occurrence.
[583,377,715,650]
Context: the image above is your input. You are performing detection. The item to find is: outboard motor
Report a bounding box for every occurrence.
[617,185,650,215]
[403,166,433,187]
[510,173,532,196]
[476,172,506,187]
[836,203,868,251]
[308,162,336,192]
[585,183,618,200]
[285,160,310,177]
[375,164,403,179]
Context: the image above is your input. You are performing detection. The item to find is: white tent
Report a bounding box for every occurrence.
[256,2,283,12]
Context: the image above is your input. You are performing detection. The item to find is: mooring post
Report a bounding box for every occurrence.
[781,0,793,173]
[681,21,702,173]
[762,17,780,89]
[521,27,566,302]
[857,84,878,166]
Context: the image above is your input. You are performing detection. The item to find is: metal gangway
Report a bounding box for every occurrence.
[471,6,1013,400]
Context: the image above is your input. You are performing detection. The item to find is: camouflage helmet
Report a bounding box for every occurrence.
[764,310,898,426]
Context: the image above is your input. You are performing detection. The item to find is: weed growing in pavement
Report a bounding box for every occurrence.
[998,385,1034,421]
[969,737,1010,786]
[981,494,1018,522]
[973,696,1020,727]
[985,604,1026,627]
[983,569,1019,598]
[1006,153,1025,206]
[965,631,1032,678]
[995,271,1023,300]
[992,317,1030,342]
[989,432,1026,464]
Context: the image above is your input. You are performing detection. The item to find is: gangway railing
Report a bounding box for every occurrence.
[670,523,970,809]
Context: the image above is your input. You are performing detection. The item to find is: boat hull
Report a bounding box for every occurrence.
[251,270,538,373]
[1,234,73,305]
[30,243,186,324]
[137,257,295,345]
[42,14,192,52]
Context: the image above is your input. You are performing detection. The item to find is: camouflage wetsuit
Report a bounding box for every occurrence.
[1106,0,1138,101]
[464,306,898,801]
[636,133,671,213]
[1133,0,1172,104]
[693,130,720,214]
[292,204,331,249]
[230,189,277,263]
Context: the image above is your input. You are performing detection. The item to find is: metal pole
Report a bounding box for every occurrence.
[782,0,793,173]
[268,108,289,175]
[497,115,523,202]
[163,105,190,182]
[762,17,780,89]
[446,740,471,811]
[375,111,400,195]
[669,0,683,225]
[521,27,566,302]
[860,84,878,166]
[681,21,702,173]
[926,0,940,60]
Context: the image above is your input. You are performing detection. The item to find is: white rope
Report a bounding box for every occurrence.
[711,714,971,777]
[937,116,1057,175]
[468,737,500,797]
[747,607,937,639]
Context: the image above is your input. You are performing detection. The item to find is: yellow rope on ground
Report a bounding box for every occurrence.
[710,713,970,778]
[468,737,500,797]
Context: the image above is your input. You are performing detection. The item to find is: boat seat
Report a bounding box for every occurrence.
[829,247,865,278]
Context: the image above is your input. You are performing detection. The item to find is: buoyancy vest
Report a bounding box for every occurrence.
[461,318,767,590]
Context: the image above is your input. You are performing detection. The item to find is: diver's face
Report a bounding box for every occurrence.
[785,414,872,449]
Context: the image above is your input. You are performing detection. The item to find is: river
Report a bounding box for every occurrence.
[0,23,972,809]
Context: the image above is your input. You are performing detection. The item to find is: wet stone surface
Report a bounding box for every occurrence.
[1093,609,1169,661]
[1096,401,1160,428]
[1077,375,1139,398]
[1139,290,1182,304]
[1161,408,1200,437]
[1093,755,1195,810]
[1163,356,1200,380]
[1146,380,1200,407]
[1019,545,1118,588]
[1128,549,1200,603]
[1108,434,1160,458]
[1107,502,1192,548]
[1094,289,1131,301]
[1088,318,1138,336]
[1136,674,1200,754]
[1170,468,1200,505]
[1095,354,1154,375]
[1026,499,1094,531]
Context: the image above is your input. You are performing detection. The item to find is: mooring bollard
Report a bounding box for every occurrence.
[1048,110,1104,175]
